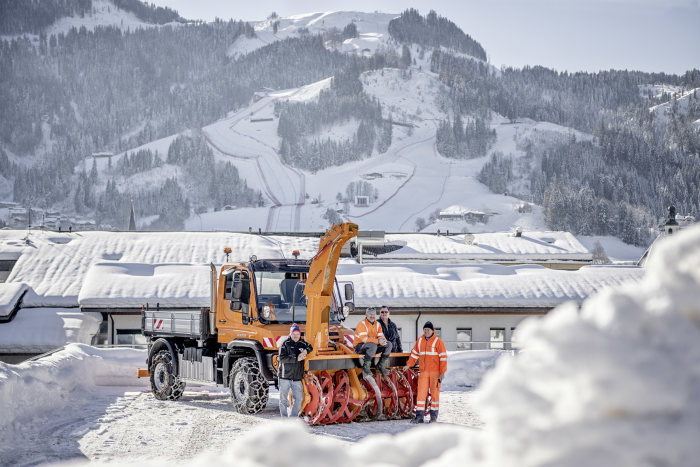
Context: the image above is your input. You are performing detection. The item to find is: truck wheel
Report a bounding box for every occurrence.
[229,356,269,414]
[150,350,186,401]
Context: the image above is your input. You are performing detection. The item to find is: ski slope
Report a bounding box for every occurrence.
[227,12,400,59]
[188,66,587,233]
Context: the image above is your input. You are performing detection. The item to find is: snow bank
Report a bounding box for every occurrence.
[0,308,101,353]
[0,344,146,435]
[471,223,700,466]
[443,350,511,389]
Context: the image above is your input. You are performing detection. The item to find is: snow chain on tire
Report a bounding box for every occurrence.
[229,356,269,414]
[150,350,186,401]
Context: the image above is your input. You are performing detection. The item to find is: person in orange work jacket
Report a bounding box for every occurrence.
[354,307,393,377]
[404,321,447,423]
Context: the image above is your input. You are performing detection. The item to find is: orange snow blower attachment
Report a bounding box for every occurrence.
[297,222,416,424]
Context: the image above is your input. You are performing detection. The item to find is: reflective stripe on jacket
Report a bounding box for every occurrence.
[406,334,447,374]
[354,318,385,345]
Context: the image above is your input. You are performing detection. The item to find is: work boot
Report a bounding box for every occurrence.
[361,356,372,377]
[411,410,425,424]
[429,410,439,423]
[376,357,390,376]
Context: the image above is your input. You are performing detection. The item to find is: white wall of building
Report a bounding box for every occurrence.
[344,312,539,351]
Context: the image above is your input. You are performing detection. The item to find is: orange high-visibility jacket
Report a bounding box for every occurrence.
[354,318,385,345]
[407,334,447,373]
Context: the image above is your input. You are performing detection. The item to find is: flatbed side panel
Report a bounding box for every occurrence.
[142,309,209,338]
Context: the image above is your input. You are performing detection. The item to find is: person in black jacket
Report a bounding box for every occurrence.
[278,323,313,417]
[378,306,403,353]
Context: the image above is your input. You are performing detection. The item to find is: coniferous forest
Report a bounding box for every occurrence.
[0,5,698,241]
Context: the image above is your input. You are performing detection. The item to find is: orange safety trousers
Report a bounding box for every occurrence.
[416,371,440,412]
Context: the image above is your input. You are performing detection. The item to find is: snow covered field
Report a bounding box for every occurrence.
[1,225,698,466]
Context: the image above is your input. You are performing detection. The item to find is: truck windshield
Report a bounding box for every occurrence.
[254,271,340,324]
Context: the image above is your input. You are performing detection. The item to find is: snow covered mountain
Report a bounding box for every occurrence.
[228,11,400,59]
[0,0,181,37]
[1,5,698,244]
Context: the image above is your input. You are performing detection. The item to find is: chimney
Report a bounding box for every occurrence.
[663,205,679,236]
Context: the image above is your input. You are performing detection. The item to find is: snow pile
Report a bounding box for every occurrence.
[471,223,700,466]
[0,344,146,436]
[0,309,102,353]
[443,350,510,390]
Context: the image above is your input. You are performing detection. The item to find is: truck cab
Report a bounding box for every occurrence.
[217,257,354,349]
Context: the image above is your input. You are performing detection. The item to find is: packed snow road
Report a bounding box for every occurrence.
[3,386,480,464]
[0,345,491,465]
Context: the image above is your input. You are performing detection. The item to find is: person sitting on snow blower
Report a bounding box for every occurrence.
[354,307,392,377]
[404,321,447,423]
[278,323,313,417]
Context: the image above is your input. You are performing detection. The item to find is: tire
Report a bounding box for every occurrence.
[229,356,269,414]
[149,350,186,401]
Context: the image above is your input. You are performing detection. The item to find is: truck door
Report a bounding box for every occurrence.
[218,269,252,341]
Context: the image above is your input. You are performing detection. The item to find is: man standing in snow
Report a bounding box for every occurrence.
[354,307,393,377]
[404,321,447,423]
[378,306,402,353]
[278,323,313,417]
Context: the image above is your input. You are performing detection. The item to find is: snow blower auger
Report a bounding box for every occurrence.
[137,222,414,425]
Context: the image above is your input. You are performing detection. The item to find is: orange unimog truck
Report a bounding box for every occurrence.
[139,223,416,424]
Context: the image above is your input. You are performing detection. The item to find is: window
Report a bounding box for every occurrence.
[456,328,472,350]
[116,329,147,346]
[434,328,441,338]
[490,328,505,349]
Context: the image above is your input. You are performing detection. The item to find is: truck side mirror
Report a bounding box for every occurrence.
[344,283,354,301]
[341,302,354,319]
[230,300,242,311]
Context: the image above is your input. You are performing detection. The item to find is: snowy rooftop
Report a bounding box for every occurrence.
[0,282,28,319]
[382,231,592,262]
[338,263,643,308]
[1,230,318,308]
[0,229,632,311]
[79,263,212,309]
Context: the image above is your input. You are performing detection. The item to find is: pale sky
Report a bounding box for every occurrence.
[150,0,700,74]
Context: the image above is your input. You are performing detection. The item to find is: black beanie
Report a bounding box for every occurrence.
[423,321,434,331]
